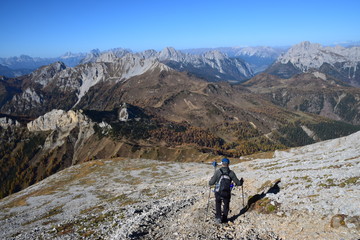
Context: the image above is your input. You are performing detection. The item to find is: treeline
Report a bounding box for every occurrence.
[0,127,47,198]
[0,126,75,199]
[307,121,360,140]
[150,125,225,148]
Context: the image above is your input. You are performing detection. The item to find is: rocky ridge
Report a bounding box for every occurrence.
[84,47,254,82]
[0,56,170,117]
[0,130,359,239]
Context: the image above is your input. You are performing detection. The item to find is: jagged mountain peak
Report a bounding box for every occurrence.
[137,49,158,59]
[236,46,283,58]
[266,41,360,86]
[30,61,67,86]
[278,41,359,70]
[203,50,227,60]
[158,47,186,61]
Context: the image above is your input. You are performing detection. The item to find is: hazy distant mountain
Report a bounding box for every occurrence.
[182,46,285,73]
[266,41,360,86]
[0,64,30,78]
[80,48,131,64]
[0,52,87,77]
[156,47,254,82]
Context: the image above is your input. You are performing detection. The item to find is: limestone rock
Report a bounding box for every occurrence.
[330,214,347,228]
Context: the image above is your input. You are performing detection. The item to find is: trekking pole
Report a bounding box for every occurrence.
[205,186,211,220]
[241,182,247,218]
[205,161,217,221]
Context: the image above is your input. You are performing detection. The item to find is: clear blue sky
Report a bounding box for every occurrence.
[1,0,359,57]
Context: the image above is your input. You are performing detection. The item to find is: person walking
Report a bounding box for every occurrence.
[209,158,243,224]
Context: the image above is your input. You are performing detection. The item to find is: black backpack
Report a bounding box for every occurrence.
[216,169,232,198]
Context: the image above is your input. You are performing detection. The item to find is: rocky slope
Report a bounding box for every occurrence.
[243,71,360,125]
[266,41,360,86]
[0,56,169,117]
[0,130,359,239]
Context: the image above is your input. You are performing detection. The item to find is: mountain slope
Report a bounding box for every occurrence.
[243,72,360,125]
[0,130,359,239]
[0,57,168,117]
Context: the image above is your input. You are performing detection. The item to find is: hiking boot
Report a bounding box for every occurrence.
[215,218,222,224]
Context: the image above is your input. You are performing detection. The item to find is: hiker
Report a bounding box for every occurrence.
[209,158,243,224]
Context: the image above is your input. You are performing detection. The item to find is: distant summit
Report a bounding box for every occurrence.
[266,41,360,86]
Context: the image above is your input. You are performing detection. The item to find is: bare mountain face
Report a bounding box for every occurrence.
[243,72,360,125]
[266,41,360,86]
[0,56,168,117]
[82,47,254,83]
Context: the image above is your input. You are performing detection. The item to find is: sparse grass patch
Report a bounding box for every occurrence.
[80,205,105,215]
[106,193,139,206]
[23,205,64,226]
[140,188,153,197]
[81,230,95,237]
[114,174,142,185]
[252,197,280,214]
[339,177,359,187]
[294,176,312,182]
[262,163,279,169]
[56,222,75,236]
[72,194,84,200]
[344,156,359,161]
[2,197,28,209]
[78,178,97,185]
[323,165,342,169]
[307,194,319,198]
[42,219,58,225]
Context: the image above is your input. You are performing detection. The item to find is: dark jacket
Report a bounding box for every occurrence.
[209,166,242,186]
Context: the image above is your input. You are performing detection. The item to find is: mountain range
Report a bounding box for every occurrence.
[266,41,360,86]
[0,46,282,78]
[1,40,360,201]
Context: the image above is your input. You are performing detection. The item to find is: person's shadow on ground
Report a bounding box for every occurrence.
[229,180,281,222]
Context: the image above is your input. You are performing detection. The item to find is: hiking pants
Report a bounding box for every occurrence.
[215,192,230,221]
